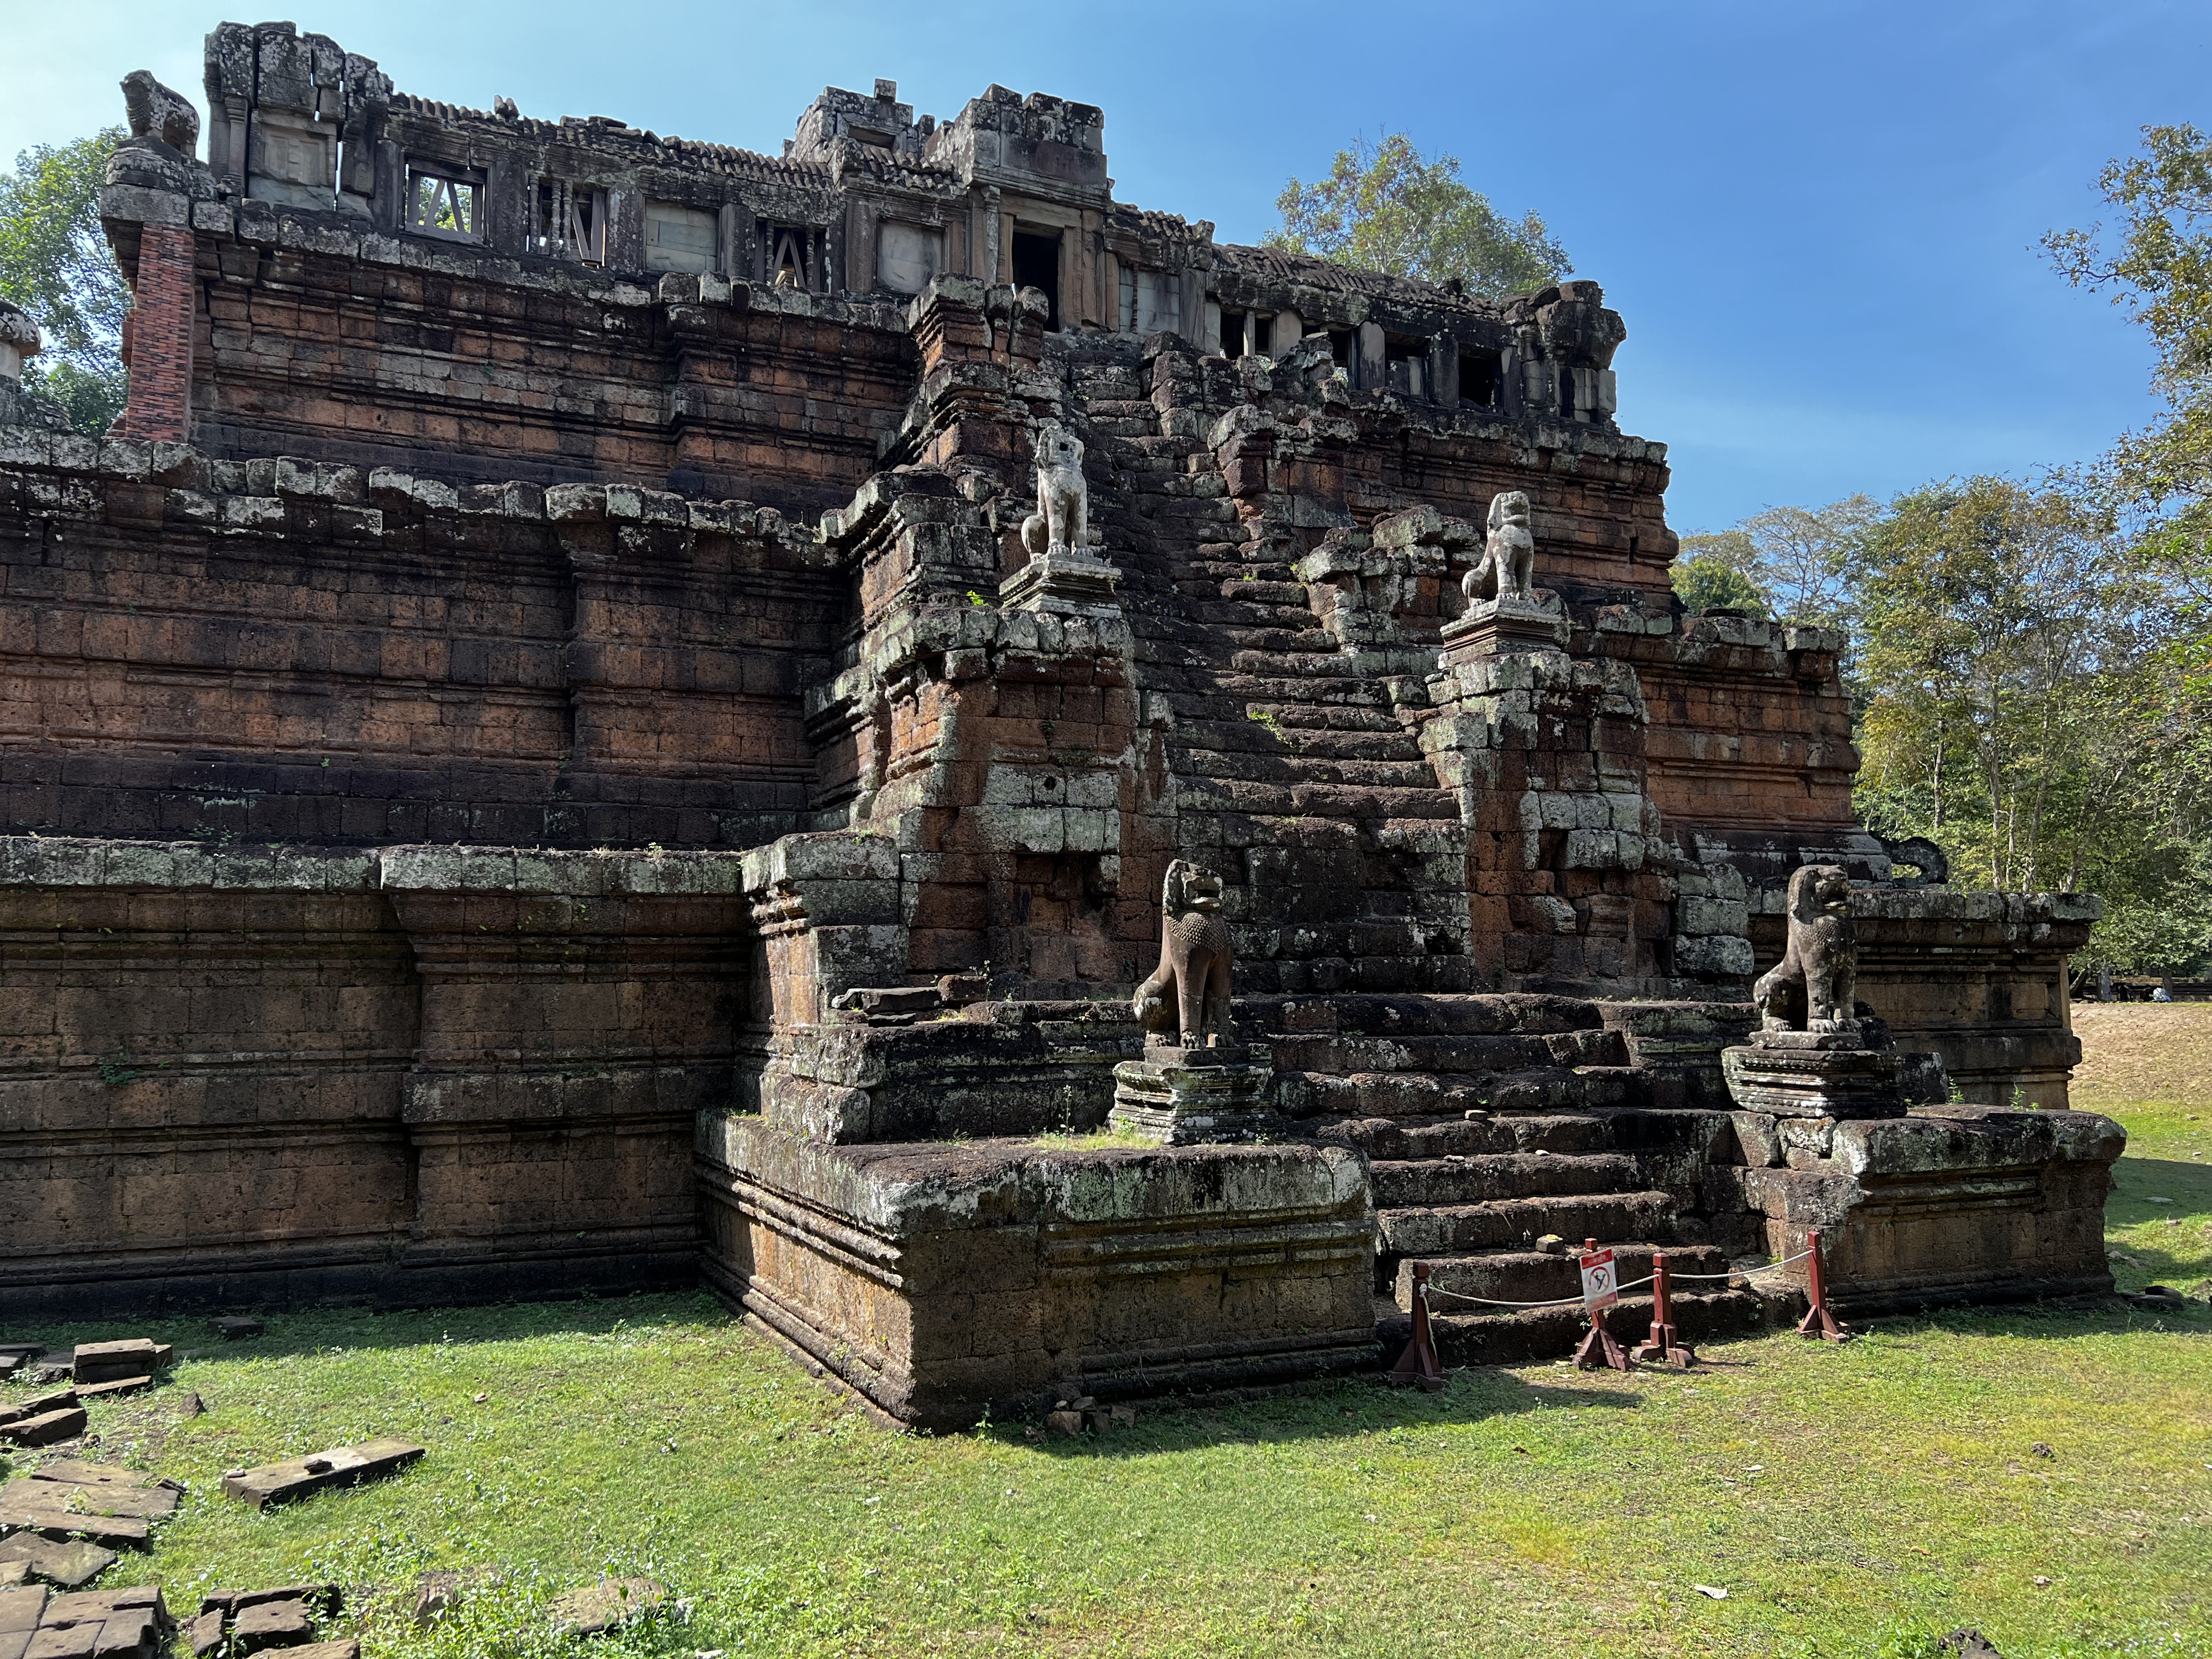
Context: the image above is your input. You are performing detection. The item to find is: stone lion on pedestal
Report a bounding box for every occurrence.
[1463,489,1537,604]
[1020,419,1090,560]
[1132,859,1233,1047]
[1754,863,1858,1035]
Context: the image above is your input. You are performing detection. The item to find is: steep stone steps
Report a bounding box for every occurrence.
[1376,1187,1678,1257]
[1395,1241,1731,1310]
[1372,1150,1641,1208]
[1317,1111,1619,1159]
[1271,1031,1629,1077]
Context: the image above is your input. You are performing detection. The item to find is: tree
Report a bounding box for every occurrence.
[1670,530,1768,615]
[0,129,129,435]
[1266,134,1569,301]
[1847,475,2212,977]
[1673,496,1879,628]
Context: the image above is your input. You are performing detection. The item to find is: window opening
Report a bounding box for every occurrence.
[1384,333,1428,398]
[1011,229,1061,328]
[533,179,606,264]
[1459,347,1500,406]
[1220,310,1246,358]
[763,222,814,289]
[1329,330,1353,371]
[1252,313,1274,356]
[408,166,481,240]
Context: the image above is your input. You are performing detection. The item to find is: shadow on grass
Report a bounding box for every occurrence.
[2109,1154,2212,1213]
[997,1366,1644,1458]
[0,1288,736,1370]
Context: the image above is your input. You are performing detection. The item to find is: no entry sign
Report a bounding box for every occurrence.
[1580,1246,1620,1310]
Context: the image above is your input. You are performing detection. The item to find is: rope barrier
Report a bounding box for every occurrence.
[1413,1246,1821,1311]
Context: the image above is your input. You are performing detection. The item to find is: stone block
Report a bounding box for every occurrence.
[546,1579,662,1636]
[0,1542,114,1593]
[228,1599,314,1655]
[0,1412,87,1451]
[221,1439,424,1509]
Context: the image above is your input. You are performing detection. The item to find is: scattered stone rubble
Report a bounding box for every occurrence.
[184,1585,347,1658]
[0,1461,180,1555]
[0,1583,171,1659]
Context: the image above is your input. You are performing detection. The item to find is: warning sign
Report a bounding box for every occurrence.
[1579,1246,1619,1310]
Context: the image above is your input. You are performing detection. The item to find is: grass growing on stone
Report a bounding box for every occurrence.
[0,1008,2205,1659]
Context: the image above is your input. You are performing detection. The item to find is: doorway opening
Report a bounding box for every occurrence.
[1012,230,1062,328]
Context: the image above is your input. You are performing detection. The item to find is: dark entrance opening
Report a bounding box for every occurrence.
[1012,231,1061,328]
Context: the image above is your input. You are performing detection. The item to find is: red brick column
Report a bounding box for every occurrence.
[114,225,196,442]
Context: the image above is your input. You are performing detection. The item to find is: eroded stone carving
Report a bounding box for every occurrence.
[1020,419,1090,559]
[1131,858,1233,1047]
[1465,490,1536,604]
[122,71,201,158]
[1754,863,1858,1035]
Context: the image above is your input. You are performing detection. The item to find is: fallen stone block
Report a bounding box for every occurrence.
[181,1611,223,1657]
[221,1441,424,1510]
[0,1411,86,1449]
[69,1343,169,1387]
[199,1588,340,1619]
[0,1538,117,1591]
[13,1473,178,1521]
[0,1492,148,1550]
[270,1644,354,1659]
[28,1462,178,1499]
[228,1598,314,1655]
[209,1318,263,1342]
[0,1564,23,1589]
[0,1583,45,1634]
[28,1585,169,1659]
[71,1378,152,1402]
[546,1578,664,1636]
[408,1570,490,1627]
[0,1392,77,1428]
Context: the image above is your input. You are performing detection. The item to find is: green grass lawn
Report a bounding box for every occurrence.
[4,1007,2210,1659]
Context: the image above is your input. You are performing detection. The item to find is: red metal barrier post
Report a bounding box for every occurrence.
[1632,1249,1697,1368]
[1390,1260,1447,1391]
[1796,1227,1850,1342]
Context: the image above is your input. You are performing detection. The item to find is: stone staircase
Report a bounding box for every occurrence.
[1058,343,1764,1368]
[1062,347,1469,996]
[1249,990,1764,1365]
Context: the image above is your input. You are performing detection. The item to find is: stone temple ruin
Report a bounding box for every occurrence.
[0,23,2124,1426]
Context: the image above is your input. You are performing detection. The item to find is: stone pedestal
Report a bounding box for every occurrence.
[1439,594,1569,660]
[999,547,1121,615]
[1109,1042,1280,1145]
[1721,1028,1907,1119]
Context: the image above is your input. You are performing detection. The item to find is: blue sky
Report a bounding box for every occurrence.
[11,1,2205,531]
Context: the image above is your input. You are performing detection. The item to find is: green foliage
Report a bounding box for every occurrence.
[1266,133,1569,300]
[0,128,128,435]
[1674,497,1878,628]
[1670,533,1768,616]
[2046,123,2212,519]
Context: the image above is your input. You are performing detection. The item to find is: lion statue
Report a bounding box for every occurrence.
[1131,859,1234,1047]
[1462,489,1536,604]
[1754,863,1859,1035]
[1020,419,1091,560]
[122,71,200,159]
